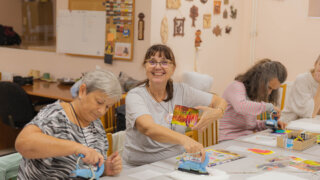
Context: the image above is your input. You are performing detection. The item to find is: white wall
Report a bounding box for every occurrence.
[1,0,319,95]
[254,0,320,82]
[150,0,247,94]
[0,0,151,81]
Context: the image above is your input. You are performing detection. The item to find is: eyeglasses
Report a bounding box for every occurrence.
[146,59,172,68]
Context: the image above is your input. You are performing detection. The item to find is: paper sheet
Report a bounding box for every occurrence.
[241,134,277,147]
[287,118,320,133]
[246,171,307,180]
[128,169,163,180]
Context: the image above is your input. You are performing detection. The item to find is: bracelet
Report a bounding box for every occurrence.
[216,107,225,114]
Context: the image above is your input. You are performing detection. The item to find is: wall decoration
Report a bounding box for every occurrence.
[225,26,232,34]
[190,5,199,27]
[200,0,208,4]
[213,25,222,36]
[166,0,181,9]
[203,14,211,29]
[230,5,237,19]
[161,17,168,44]
[195,30,202,47]
[214,0,221,15]
[224,0,229,5]
[173,17,185,36]
[114,42,131,59]
[223,9,228,19]
[138,13,145,40]
[105,0,135,61]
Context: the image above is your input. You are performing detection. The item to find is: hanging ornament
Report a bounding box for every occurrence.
[195,30,202,47]
[203,14,211,29]
[223,9,228,19]
[200,0,208,4]
[190,5,199,27]
[161,17,169,44]
[214,0,221,15]
[224,0,229,5]
[166,0,181,9]
[138,13,145,40]
[230,5,238,19]
[225,26,232,34]
[173,17,185,36]
[212,25,222,36]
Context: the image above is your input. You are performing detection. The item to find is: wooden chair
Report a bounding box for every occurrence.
[257,83,292,120]
[101,94,126,133]
[185,120,219,147]
[106,131,126,156]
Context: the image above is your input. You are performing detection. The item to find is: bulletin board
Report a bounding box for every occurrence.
[105,0,135,61]
[68,0,135,61]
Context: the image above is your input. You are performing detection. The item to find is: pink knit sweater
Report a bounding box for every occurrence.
[219,81,268,141]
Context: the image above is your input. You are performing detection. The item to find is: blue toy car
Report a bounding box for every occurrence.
[178,152,209,175]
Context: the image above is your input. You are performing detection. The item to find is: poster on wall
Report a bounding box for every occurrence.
[114,42,131,59]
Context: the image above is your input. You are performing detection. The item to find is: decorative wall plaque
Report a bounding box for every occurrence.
[173,17,185,36]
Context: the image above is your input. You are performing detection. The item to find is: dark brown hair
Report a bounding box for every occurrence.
[137,44,176,102]
[235,59,287,104]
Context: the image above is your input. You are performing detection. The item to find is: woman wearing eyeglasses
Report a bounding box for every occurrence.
[122,44,227,167]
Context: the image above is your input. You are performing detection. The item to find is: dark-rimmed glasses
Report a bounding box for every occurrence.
[146,59,172,68]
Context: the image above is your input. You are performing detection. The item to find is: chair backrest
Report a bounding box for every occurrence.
[106,131,126,156]
[0,82,35,128]
[278,82,293,110]
[257,82,293,120]
[185,120,219,147]
[101,94,126,133]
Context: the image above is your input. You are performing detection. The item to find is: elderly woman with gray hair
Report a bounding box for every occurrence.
[15,69,123,179]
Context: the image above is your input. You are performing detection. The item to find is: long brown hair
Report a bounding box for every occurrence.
[235,59,287,104]
[137,44,176,102]
[310,55,320,73]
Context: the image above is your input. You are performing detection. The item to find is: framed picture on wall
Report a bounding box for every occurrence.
[114,42,131,59]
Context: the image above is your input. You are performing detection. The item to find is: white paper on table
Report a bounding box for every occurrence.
[287,118,320,133]
[225,145,249,153]
[128,169,163,180]
[246,171,307,180]
[166,169,229,180]
[241,134,277,147]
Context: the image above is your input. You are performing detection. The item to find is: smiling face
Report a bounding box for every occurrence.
[144,51,176,86]
[77,85,117,125]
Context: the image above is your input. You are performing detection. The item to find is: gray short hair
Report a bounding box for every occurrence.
[80,69,122,100]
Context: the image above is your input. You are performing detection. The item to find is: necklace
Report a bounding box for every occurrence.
[69,102,88,146]
[146,86,173,125]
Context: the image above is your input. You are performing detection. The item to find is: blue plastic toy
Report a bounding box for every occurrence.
[265,111,279,132]
[178,152,209,175]
[69,154,105,180]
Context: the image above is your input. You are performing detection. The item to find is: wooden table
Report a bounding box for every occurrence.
[22,79,73,102]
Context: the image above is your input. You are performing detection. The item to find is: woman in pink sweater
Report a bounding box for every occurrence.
[219,59,288,141]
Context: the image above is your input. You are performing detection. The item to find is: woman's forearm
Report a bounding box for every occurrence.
[15,125,82,159]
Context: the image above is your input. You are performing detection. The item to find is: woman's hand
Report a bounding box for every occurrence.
[272,106,281,119]
[192,106,223,132]
[277,120,287,130]
[75,145,104,167]
[105,151,122,176]
[181,136,204,154]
